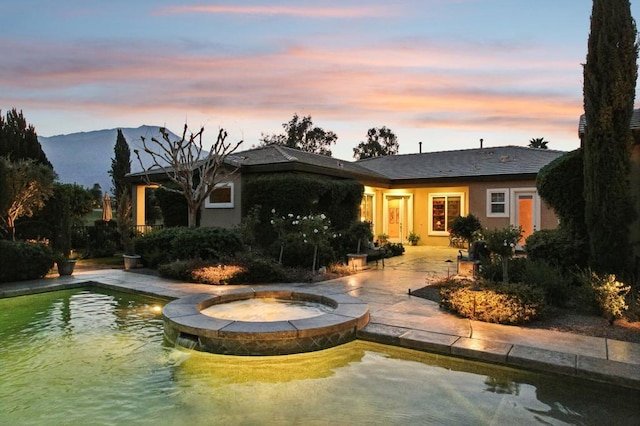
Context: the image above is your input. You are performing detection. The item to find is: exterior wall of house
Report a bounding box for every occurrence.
[365,178,559,248]
[198,174,243,229]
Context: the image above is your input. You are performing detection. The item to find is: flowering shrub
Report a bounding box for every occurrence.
[270,210,338,271]
[482,225,523,283]
[583,272,630,324]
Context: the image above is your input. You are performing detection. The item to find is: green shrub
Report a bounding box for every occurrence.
[440,281,545,325]
[227,257,289,284]
[134,227,242,268]
[385,242,405,257]
[158,256,289,285]
[0,240,54,282]
[536,149,586,236]
[157,259,209,281]
[521,260,571,307]
[525,228,588,272]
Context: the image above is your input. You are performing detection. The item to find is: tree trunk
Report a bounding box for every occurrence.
[187,206,198,228]
[502,257,509,284]
[312,244,318,273]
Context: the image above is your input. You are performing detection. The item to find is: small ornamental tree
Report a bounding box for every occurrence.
[0,157,55,240]
[134,124,243,228]
[484,226,523,283]
[449,214,482,249]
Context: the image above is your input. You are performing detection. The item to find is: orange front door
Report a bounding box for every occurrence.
[517,194,534,244]
[388,199,400,240]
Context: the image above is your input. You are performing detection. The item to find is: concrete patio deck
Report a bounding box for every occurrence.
[2,245,639,389]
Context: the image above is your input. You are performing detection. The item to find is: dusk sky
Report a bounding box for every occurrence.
[3,1,640,159]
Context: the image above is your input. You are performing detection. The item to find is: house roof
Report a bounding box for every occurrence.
[578,108,640,136]
[354,146,565,181]
[227,144,389,182]
[127,144,563,185]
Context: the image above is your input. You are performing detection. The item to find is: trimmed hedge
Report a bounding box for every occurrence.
[440,282,545,325]
[0,240,54,282]
[134,227,242,268]
[158,257,289,285]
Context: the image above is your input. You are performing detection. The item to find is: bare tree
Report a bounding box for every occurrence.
[134,124,243,228]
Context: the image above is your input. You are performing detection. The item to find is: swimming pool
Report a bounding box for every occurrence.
[1,289,638,425]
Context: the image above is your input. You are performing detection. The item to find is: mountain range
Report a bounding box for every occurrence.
[39,125,179,195]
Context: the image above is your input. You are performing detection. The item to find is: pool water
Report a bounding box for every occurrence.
[201,297,335,322]
[1,289,638,425]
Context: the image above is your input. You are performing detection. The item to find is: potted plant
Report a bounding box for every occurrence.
[407,231,420,246]
[376,233,389,246]
[347,221,373,270]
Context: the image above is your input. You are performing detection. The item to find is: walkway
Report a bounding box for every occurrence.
[2,245,639,390]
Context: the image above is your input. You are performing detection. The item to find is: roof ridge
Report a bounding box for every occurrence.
[273,144,298,161]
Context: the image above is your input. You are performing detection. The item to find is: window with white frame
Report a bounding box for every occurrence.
[360,193,374,223]
[205,182,234,208]
[486,189,509,217]
[428,193,464,235]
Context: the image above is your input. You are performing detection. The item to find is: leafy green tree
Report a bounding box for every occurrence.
[260,113,337,156]
[89,183,102,209]
[528,138,549,149]
[353,126,399,160]
[0,109,52,167]
[582,0,638,275]
[0,157,55,240]
[109,129,131,202]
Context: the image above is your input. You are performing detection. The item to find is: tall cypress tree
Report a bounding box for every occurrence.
[583,0,638,275]
[109,129,131,200]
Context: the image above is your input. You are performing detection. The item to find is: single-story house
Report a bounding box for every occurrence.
[128,144,565,247]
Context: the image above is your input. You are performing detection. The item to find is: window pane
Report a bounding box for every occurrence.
[447,197,461,228]
[210,187,231,204]
[360,194,373,222]
[491,204,505,213]
[432,197,445,231]
[491,193,505,203]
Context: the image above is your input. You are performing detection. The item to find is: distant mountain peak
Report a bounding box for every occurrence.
[39,125,179,194]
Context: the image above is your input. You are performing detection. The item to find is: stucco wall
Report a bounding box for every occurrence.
[366,178,559,247]
[198,174,243,229]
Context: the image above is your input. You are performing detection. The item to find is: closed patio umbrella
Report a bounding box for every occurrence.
[102,193,112,222]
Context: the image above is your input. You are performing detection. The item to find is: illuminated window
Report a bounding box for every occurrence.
[205,183,234,208]
[360,193,374,223]
[486,189,509,217]
[428,193,463,235]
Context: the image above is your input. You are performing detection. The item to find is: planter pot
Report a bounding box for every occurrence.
[56,259,77,276]
[123,254,141,270]
[347,253,368,271]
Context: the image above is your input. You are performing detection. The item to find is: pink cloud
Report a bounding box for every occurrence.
[155,5,390,18]
[1,36,584,144]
